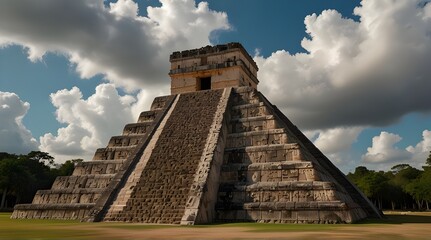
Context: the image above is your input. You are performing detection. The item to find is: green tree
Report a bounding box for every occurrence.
[348,167,389,210]
[406,166,431,210]
[426,151,431,166]
[391,164,411,173]
[390,164,421,209]
[55,159,82,176]
[0,157,34,207]
[0,151,81,208]
[26,151,55,166]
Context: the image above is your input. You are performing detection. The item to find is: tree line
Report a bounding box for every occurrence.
[0,150,430,211]
[0,151,80,210]
[347,151,431,211]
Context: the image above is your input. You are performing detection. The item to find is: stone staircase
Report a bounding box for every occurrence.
[215,87,372,223]
[102,89,225,224]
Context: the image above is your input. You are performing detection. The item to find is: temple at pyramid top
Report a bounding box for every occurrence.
[169,42,259,94]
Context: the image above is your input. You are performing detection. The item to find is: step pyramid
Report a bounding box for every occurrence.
[12,43,382,224]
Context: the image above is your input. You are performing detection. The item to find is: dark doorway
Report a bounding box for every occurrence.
[200,77,211,90]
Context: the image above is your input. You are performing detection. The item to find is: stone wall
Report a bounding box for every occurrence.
[169,43,258,95]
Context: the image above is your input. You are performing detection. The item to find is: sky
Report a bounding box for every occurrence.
[0,0,430,173]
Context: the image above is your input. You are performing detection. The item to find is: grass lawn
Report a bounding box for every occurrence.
[1,212,430,239]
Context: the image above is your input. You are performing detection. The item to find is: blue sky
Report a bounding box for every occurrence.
[0,0,430,173]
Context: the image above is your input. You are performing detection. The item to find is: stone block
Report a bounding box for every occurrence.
[261,210,281,221]
[297,210,319,222]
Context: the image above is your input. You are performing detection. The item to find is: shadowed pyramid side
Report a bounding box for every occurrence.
[215,87,382,223]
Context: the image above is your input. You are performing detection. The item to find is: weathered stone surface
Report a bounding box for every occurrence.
[105,90,224,224]
[169,43,258,94]
[73,160,125,175]
[123,122,152,136]
[214,87,380,223]
[11,95,175,220]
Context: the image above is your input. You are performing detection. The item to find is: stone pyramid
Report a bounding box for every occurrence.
[12,43,382,224]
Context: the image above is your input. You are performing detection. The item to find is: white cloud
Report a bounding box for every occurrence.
[0,92,39,154]
[109,0,139,19]
[314,127,363,155]
[0,0,229,91]
[407,129,431,153]
[362,132,411,163]
[255,0,431,130]
[362,130,431,168]
[0,0,230,160]
[39,84,141,162]
[312,127,363,167]
[39,84,172,162]
[406,129,431,163]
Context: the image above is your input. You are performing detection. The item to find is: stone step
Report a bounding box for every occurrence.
[126,197,188,204]
[11,203,95,220]
[230,115,277,133]
[216,200,345,211]
[231,102,265,110]
[120,208,186,214]
[135,208,184,214]
[244,201,347,210]
[231,115,274,122]
[221,181,336,191]
[107,135,144,148]
[231,87,260,105]
[137,110,161,123]
[107,204,126,210]
[223,143,302,164]
[73,160,125,175]
[92,146,135,160]
[123,122,152,135]
[52,174,116,189]
[150,95,173,111]
[32,188,106,204]
[116,210,185,217]
[106,216,182,224]
[110,208,184,217]
[14,203,95,210]
[226,129,289,148]
[124,189,190,196]
[217,181,338,204]
[221,161,313,171]
[219,162,316,183]
[37,188,106,194]
[230,102,270,118]
[215,201,352,224]
[112,208,184,218]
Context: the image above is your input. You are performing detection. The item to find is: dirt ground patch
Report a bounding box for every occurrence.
[75,224,430,240]
[1,212,431,239]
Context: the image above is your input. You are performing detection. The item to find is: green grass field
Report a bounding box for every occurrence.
[1,212,430,239]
